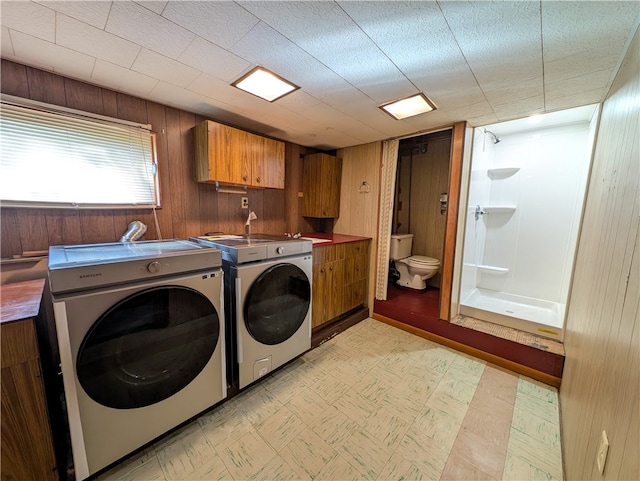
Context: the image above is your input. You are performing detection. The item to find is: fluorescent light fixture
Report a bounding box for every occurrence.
[232,66,299,102]
[215,181,247,194]
[380,93,437,120]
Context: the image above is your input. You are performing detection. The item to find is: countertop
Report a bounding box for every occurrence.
[0,278,45,324]
[301,232,371,246]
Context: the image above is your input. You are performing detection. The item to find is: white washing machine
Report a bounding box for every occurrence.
[192,235,312,390]
[48,240,226,480]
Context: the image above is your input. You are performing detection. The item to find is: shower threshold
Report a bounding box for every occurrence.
[451,314,565,357]
[460,288,564,341]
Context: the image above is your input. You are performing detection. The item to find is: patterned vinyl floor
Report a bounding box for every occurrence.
[98,318,563,481]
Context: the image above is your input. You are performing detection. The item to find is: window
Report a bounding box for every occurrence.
[0,96,159,209]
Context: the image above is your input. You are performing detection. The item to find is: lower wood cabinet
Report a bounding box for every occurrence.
[312,240,370,329]
[1,284,57,481]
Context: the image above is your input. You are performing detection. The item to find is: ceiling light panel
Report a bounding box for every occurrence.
[380,93,437,120]
[232,66,299,102]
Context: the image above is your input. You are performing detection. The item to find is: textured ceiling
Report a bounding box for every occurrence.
[1,1,638,149]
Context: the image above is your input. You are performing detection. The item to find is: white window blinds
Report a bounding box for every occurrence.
[0,97,159,209]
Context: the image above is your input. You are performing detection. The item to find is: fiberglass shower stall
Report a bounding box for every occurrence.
[458,105,599,341]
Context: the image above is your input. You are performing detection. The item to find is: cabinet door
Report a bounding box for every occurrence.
[1,320,57,481]
[303,154,342,217]
[325,259,345,321]
[311,245,341,329]
[1,362,57,481]
[311,240,370,331]
[253,136,285,189]
[312,261,328,328]
[344,241,368,284]
[347,278,367,312]
[344,240,369,311]
[194,121,249,185]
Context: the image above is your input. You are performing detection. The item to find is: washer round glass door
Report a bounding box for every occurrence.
[77,286,220,409]
[244,263,311,345]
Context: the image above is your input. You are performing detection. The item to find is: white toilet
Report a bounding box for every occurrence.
[390,234,440,290]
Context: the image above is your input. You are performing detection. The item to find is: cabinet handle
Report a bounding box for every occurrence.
[256,177,261,183]
[320,268,325,273]
[329,266,333,271]
[243,175,248,182]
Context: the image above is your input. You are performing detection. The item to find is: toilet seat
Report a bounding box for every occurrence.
[405,255,439,267]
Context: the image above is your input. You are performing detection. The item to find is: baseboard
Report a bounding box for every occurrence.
[311,306,369,348]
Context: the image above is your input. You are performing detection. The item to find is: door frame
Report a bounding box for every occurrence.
[439,121,467,320]
[373,121,468,321]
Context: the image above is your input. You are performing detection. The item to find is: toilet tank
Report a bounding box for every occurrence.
[390,234,413,260]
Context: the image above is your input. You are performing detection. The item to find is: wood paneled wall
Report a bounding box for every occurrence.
[407,135,452,288]
[391,132,452,289]
[560,25,639,481]
[0,60,314,258]
[334,142,382,309]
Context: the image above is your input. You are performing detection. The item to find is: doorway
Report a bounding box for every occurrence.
[375,129,454,329]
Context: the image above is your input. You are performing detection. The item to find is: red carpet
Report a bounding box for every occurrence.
[374,284,441,328]
[373,284,564,379]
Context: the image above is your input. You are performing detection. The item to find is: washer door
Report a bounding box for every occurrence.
[77,286,220,409]
[243,263,311,345]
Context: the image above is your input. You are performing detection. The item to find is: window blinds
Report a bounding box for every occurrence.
[0,98,158,209]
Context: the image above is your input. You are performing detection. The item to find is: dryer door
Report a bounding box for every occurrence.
[76,286,220,409]
[243,263,311,345]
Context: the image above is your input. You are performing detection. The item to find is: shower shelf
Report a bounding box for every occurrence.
[483,206,517,214]
[478,265,509,274]
[487,167,520,179]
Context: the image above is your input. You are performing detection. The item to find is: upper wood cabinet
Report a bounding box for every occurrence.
[194,120,285,189]
[302,153,342,218]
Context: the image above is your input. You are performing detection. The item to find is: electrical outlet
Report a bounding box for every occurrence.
[596,430,609,474]
[241,197,249,209]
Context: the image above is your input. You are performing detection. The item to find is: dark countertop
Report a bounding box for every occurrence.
[0,278,45,324]
[301,232,371,246]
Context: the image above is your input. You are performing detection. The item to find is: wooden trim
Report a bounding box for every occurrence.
[388,123,466,142]
[439,121,466,321]
[372,313,562,388]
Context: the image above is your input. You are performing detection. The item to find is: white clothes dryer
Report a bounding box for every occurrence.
[48,240,226,480]
[192,235,312,390]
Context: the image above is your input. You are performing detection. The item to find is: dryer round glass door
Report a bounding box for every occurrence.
[244,263,311,345]
[76,286,220,409]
